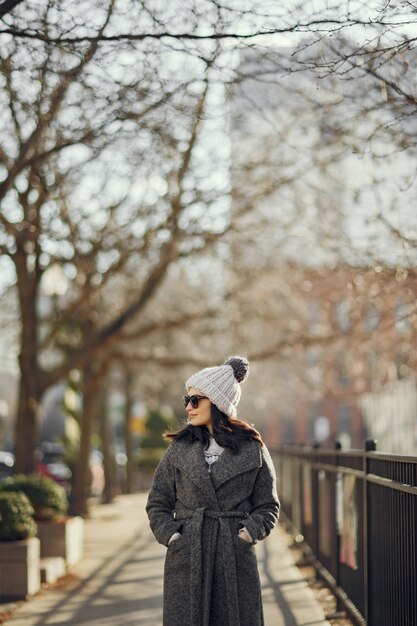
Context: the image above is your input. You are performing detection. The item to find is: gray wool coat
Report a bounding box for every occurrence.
[145,437,280,626]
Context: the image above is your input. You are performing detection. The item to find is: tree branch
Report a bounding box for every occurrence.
[0,19,407,45]
[0,0,116,202]
[119,308,221,341]
[0,0,24,18]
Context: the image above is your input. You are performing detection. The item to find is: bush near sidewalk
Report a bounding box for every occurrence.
[0,474,68,521]
[1,476,84,569]
[0,492,37,541]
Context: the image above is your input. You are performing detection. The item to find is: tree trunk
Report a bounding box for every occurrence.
[15,342,44,474]
[15,371,40,474]
[69,359,101,517]
[123,365,134,494]
[14,245,42,474]
[99,384,116,504]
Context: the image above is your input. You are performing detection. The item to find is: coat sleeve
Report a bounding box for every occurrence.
[145,444,183,547]
[242,443,280,544]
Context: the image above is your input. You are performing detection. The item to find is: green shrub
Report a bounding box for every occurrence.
[0,474,68,521]
[135,447,166,473]
[0,492,37,541]
[140,407,176,449]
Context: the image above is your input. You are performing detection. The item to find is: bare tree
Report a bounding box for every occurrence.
[2,0,417,463]
[221,38,417,438]
[0,0,236,475]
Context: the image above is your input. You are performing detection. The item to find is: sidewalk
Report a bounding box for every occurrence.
[5,494,330,626]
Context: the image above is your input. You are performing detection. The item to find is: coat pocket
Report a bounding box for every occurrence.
[234,533,253,548]
[167,533,186,550]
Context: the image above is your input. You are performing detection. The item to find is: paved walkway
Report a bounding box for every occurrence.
[6,494,330,626]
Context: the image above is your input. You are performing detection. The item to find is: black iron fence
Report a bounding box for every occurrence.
[269,441,417,626]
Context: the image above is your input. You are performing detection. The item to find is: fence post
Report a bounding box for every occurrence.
[364,438,377,625]
[312,442,319,556]
[365,439,377,452]
[334,439,342,612]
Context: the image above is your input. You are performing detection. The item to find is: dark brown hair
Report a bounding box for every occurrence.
[164,403,264,453]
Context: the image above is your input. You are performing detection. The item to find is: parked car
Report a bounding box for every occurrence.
[89,449,104,497]
[35,442,72,494]
[0,451,15,481]
[35,441,105,498]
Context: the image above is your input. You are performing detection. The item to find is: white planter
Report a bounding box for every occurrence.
[37,516,84,567]
[40,556,67,584]
[0,537,41,599]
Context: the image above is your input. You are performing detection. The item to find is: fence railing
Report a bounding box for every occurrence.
[269,441,417,626]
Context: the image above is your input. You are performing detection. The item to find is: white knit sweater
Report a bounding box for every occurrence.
[203,435,225,472]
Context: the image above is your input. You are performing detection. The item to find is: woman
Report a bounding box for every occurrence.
[146,356,280,626]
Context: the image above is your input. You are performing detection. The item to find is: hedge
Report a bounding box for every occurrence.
[0,474,68,521]
[0,491,37,541]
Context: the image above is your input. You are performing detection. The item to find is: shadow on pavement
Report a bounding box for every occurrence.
[260,539,300,626]
[21,530,163,626]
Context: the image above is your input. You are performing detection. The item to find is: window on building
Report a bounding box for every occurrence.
[395,349,411,380]
[307,299,322,330]
[282,415,296,444]
[335,351,351,387]
[363,303,380,332]
[365,350,381,389]
[334,299,352,331]
[394,298,412,333]
[336,404,353,448]
[337,404,352,432]
[305,347,323,384]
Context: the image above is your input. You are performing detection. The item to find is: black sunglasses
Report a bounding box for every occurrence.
[183,394,209,409]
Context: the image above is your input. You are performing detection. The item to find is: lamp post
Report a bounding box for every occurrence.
[39,264,70,442]
[41,263,69,313]
[0,399,9,449]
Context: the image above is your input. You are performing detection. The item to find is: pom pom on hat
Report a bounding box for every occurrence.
[224,356,249,383]
[185,355,250,419]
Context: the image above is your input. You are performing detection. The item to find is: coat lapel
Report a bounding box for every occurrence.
[170,438,262,500]
[171,439,218,508]
[209,439,262,490]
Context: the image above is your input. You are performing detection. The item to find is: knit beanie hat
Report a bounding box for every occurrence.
[185,356,250,419]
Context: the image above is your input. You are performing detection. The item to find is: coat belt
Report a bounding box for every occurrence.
[173,507,249,626]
